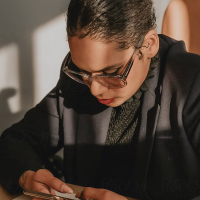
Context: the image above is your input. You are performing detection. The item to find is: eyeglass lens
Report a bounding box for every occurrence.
[66,56,127,88]
[66,71,125,88]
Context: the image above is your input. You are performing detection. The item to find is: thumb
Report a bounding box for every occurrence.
[76,187,101,200]
[33,180,57,195]
[76,187,127,200]
[34,169,73,194]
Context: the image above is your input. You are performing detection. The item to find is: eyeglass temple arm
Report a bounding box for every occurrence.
[122,58,134,78]
[122,35,149,78]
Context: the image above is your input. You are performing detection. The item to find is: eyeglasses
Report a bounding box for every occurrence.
[62,47,141,89]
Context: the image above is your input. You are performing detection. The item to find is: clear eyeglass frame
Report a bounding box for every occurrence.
[62,46,141,89]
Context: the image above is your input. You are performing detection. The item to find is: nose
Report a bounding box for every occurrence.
[89,79,108,97]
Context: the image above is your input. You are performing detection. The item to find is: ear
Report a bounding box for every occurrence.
[141,30,159,59]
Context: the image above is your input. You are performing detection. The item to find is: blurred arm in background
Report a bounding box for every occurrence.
[162,0,200,55]
[162,0,190,51]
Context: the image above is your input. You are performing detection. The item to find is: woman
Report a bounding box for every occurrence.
[1,0,200,200]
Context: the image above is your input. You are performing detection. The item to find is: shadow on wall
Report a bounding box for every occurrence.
[0,89,24,134]
[0,0,70,135]
[162,0,200,55]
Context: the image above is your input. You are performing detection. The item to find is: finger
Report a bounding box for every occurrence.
[76,191,82,198]
[76,187,126,200]
[31,185,55,200]
[32,198,45,200]
[34,169,73,194]
[50,187,56,195]
[76,187,102,199]
[78,188,86,199]
[32,179,56,196]
[32,180,52,195]
[31,185,56,200]
[19,170,35,189]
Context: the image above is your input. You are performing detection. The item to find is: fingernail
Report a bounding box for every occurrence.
[68,189,73,194]
[61,185,73,194]
[75,192,80,197]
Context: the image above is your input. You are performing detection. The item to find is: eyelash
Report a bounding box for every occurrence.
[70,60,122,75]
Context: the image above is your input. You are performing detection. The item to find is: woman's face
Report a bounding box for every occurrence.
[68,36,151,107]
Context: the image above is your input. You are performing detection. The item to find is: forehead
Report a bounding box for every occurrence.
[69,36,119,54]
[68,36,132,72]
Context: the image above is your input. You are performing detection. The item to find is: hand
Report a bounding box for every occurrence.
[19,169,73,200]
[76,187,128,200]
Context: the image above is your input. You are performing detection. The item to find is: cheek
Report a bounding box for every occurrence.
[126,73,141,94]
[112,66,148,99]
[120,72,141,97]
[126,62,149,93]
[109,72,140,97]
[111,85,133,99]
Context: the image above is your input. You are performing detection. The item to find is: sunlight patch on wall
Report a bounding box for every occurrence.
[33,14,69,105]
[153,0,171,33]
[0,43,20,113]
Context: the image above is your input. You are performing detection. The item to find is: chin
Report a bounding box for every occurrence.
[108,99,125,107]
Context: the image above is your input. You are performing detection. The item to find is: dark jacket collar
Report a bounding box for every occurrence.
[132,35,171,200]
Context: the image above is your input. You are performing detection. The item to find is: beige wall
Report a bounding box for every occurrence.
[0,0,70,134]
[153,0,171,33]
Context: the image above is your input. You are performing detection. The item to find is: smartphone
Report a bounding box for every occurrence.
[23,189,78,200]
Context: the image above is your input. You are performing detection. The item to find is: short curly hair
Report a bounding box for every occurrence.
[67,0,156,52]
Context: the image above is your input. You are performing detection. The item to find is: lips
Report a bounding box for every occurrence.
[97,98,115,105]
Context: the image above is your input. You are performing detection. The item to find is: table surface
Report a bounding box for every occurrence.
[0,184,138,200]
